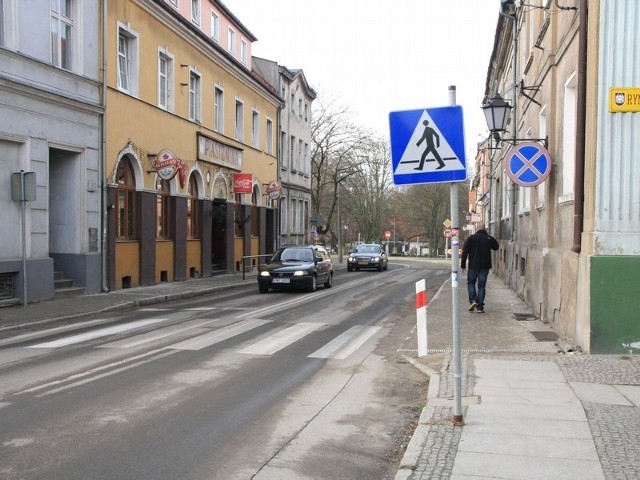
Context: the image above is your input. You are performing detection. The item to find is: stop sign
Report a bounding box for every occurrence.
[384,230,391,240]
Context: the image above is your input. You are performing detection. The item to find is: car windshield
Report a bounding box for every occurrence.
[355,245,380,254]
[279,248,313,262]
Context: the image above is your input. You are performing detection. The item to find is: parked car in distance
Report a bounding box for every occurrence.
[347,243,388,271]
[258,245,333,293]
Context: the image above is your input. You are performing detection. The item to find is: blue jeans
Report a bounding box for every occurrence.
[467,269,489,308]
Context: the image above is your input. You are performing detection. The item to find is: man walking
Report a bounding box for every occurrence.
[460,223,499,313]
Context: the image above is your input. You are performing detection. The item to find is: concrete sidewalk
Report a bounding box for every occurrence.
[397,277,640,479]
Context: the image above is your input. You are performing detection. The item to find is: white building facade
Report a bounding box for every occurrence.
[0,1,104,303]
[253,57,316,246]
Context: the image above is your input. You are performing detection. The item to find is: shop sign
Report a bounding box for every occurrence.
[233,173,253,194]
[153,149,187,187]
[610,87,640,112]
[197,133,242,171]
[267,180,283,200]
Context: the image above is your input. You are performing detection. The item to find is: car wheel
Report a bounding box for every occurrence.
[377,264,383,271]
[308,275,317,292]
[258,285,269,293]
[383,262,388,271]
[347,266,353,272]
[324,272,333,289]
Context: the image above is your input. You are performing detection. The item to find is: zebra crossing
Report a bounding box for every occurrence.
[23,314,385,361]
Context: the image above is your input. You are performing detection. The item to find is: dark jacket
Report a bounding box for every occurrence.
[461,229,499,270]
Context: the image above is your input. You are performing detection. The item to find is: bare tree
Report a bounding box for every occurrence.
[310,97,367,236]
[342,138,394,243]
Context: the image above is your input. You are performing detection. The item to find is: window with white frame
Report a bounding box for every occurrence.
[561,73,577,200]
[298,140,303,173]
[235,99,244,142]
[191,0,201,25]
[281,198,288,233]
[304,103,309,122]
[214,85,224,133]
[251,109,260,148]
[240,39,248,65]
[290,135,295,171]
[280,132,287,169]
[536,105,547,209]
[50,0,73,70]
[188,69,202,122]
[266,118,273,155]
[158,49,174,111]
[298,99,303,118]
[227,27,235,55]
[292,198,298,233]
[210,11,219,41]
[304,142,309,175]
[290,93,295,112]
[117,23,139,95]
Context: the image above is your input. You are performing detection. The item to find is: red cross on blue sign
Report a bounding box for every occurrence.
[505,141,552,187]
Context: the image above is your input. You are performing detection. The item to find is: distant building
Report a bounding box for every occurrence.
[253,58,316,246]
[475,0,640,353]
[0,1,104,303]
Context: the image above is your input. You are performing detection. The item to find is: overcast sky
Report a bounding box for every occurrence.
[224,0,500,158]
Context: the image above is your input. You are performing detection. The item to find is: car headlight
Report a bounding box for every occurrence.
[348,256,355,262]
[372,256,379,261]
[293,270,308,276]
[259,271,271,277]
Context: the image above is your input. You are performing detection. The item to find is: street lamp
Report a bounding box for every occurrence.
[481,94,512,139]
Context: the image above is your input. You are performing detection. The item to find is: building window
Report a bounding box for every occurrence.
[241,39,248,65]
[214,85,224,133]
[298,140,303,173]
[228,27,235,55]
[304,142,309,175]
[536,105,547,209]
[280,132,287,170]
[189,69,201,122]
[290,135,295,171]
[158,50,174,111]
[187,175,200,239]
[304,103,309,122]
[561,73,577,199]
[191,0,201,25]
[251,109,260,148]
[298,99,303,118]
[210,11,219,41]
[50,0,73,70]
[290,93,295,112]
[235,99,244,142]
[291,198,298,234]
[0,0,4,47]
[156,178,172,239]
[116,157,137,240]
[117,23,138,95]
[266,118,273,155]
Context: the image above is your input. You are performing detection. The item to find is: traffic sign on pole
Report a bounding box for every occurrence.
[389,106,467,185]
[505,141,552,187]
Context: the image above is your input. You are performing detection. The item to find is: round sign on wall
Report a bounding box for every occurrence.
[505,141,552,187]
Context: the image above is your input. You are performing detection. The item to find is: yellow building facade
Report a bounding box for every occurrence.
[105,0,280,289]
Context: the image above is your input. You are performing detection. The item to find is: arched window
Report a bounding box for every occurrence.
[156,178,172,239]
[116,157,136,240]
[187,175,200,239]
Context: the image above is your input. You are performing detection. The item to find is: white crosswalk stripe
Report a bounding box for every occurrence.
[166,319,270,351]
[309,325,383,359]
[27,319,167,349]
[238,322,325,356]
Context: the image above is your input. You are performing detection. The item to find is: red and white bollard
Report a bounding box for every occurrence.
[415,279,428,357]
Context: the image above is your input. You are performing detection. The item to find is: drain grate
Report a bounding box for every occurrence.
[531,331,559,342]
[514,312,536,321]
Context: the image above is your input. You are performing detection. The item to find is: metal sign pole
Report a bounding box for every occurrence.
[448,86,463,425]
[20,171,28,306]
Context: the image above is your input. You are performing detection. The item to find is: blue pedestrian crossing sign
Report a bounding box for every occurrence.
[389,106,467,185]
[505,141,552,187]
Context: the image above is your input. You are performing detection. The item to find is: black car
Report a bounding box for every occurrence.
[258,245,334,293]
[347,243,388,271]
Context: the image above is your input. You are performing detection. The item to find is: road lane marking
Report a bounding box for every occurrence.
[27,319,167,349]
[166,319,270,351]
[238,322,326,356]
[309,325,383,359]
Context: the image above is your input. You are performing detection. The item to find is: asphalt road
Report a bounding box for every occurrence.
[0,261,449,479]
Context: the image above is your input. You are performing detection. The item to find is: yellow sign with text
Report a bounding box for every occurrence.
[610,88,640,112]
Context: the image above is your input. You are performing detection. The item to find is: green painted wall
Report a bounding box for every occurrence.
[590,256,640,354]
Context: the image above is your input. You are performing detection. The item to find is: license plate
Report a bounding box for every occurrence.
[272,278,290,284]
[358,261,369,265]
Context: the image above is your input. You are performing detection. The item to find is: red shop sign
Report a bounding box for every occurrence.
[233,173,253,194]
